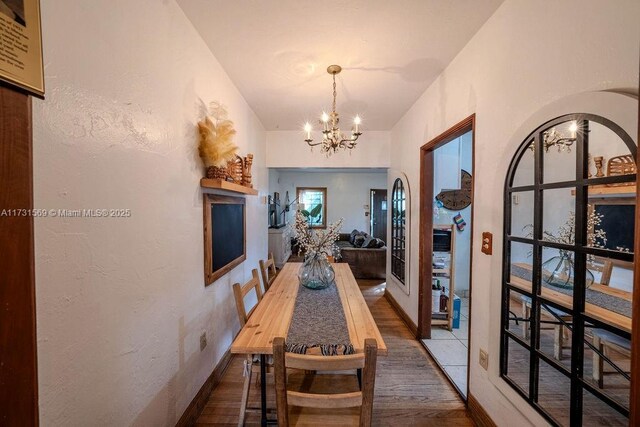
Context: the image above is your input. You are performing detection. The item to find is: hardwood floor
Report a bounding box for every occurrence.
[195,279,473,426]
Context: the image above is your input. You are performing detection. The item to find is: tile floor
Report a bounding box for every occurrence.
[421,297,470,398]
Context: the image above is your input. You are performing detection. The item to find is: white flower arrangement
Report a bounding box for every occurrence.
[294,211,344,260]
[524,209,607,267]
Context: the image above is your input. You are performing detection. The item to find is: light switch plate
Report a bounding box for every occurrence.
[481,232,493,255]
[479,349,489,370]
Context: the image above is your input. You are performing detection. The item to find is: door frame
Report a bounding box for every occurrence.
[418,114,475,339]
[630,81,640,425]
[0,85,38,424]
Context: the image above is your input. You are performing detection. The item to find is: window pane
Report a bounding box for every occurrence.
[582,387,628,426]
[512,140,534,187]
[537,359,570,426]
[586,186,635,253]
[510,191,534,238]
[583,325,631,411]
[542,188,575,246]
[588,121,636,179]
[538,308,572,370]
[509,242,534,294]
[543,120,577,184]
[541,247,575,302]
[505,338,530,396]
[297,188,326,227]
[506,288,531,345]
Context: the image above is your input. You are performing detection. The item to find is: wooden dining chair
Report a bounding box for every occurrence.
[259,253,278,292]
[273,337,378,427]
[592,329,631,388]
[233,269,268,426]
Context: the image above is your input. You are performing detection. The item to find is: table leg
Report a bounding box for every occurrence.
[260,354,267,427]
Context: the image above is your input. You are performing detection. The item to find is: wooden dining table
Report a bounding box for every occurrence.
[510,262,632,333]
[231,262,387,426]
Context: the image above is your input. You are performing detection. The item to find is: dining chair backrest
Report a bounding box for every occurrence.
[233,269,263,327]
[273,337,378,427]
[591,259,614,286]
[259,253,278,292]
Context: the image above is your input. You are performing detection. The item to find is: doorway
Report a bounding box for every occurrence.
[370,189,388,239]
[418,115,475,400]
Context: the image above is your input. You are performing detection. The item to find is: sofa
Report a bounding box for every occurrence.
[335,231,386,279]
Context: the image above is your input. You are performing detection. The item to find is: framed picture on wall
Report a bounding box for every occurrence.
[0,0,44,97]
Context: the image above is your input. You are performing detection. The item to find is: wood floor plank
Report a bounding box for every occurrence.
[196,279,473,426]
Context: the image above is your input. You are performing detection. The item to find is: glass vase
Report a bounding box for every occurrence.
[542,252,594,289]
[298,253,335,290]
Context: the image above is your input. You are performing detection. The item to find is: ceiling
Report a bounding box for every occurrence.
[177,0,504,131]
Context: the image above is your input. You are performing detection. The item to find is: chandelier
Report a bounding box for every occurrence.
[304,65,362,155]
[530,121,578,152]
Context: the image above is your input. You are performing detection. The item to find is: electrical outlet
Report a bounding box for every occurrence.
[479,349,489,370]
[200,332,207,351]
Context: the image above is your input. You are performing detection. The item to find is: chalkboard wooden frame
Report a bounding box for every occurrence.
[204,194,246,285]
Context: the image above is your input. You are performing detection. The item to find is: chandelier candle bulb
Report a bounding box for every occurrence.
[569,121,578,138]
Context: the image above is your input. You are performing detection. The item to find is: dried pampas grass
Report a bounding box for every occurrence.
[197,103,238,168]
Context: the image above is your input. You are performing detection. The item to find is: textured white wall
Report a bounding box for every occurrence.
[269,170,387,234]
[32,1,267,425]
[386,0,639,425]
[266,130,390,168]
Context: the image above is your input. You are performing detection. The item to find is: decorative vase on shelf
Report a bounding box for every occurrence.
[298,253,335,290]
[541,252,594,289]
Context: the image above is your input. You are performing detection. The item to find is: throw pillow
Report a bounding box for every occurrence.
[353,234,366,248]
[349,229,359,244]
[362,236,378,248]
[375,238,386,248]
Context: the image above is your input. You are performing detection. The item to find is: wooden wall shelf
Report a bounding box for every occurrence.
[200,178,258,196]
[570,184,635,197]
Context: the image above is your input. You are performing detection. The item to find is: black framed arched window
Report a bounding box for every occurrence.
[501,113,636,426]
[391,178,406,284]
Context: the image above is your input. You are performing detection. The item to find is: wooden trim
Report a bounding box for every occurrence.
[467,393,497,427]
[630,76,640,426]
[203,194,247,285]
[200,178,258,195]
[418,114,476,340]
[176,348,233,427]
[0,86,38,424]
[384,289,418,336]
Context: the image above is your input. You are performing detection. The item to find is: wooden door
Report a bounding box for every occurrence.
[370,189,387,239]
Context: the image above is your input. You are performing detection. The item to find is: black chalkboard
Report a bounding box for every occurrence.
[594,204,635,252]
[212,203,245,271]
[204,194,246,285]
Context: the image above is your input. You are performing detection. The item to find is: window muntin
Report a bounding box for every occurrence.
[501,114,636,426]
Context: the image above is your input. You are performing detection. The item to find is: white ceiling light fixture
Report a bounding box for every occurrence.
[303,65,362,156]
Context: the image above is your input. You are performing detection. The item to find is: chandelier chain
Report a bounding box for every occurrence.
[332,73,337,114]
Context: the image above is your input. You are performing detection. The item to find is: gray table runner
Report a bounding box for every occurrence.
[285,282,355,355]
[511,264,631,318]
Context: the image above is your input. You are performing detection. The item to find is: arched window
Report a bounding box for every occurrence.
[391,178,406,284]
[501,113,636,426]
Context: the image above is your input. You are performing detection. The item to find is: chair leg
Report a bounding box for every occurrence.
[238,359,253,427]
[553,325,563,360]
[522,303,530,340]
[592,336,603,388]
